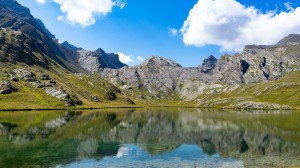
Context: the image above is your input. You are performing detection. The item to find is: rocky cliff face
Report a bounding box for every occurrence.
[277,34,300,46]
[61,42,127,72]
[199,55,218,73]
[212,44,300,84]
[0,1,126,73]
[100,35,300,100]
[0,0,69,68]
[100,56,219,99]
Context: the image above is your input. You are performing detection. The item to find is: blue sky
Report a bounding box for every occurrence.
[17,0,300,67]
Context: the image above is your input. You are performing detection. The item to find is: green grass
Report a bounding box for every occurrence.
[194,71,300,109]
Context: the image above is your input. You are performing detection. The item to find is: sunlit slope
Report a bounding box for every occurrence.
[196,70,300,109]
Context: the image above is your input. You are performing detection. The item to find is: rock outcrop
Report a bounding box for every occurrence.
[212,43,300,84]
[199,55,218,73]
[13,69,36,82]
[0,81,13,94]
[12,69,80,106]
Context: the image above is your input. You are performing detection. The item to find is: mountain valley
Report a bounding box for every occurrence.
[1,0,300,110]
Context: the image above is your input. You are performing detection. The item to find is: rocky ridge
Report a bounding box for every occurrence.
[99,35,300,103]
[61,42,128,72]
[100,56,220,100]
[0,0,127,73]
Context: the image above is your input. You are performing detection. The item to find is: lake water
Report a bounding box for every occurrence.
[0,108,299,168]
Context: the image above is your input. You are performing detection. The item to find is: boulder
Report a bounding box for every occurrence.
[41,74,51,80]
[105,90,117,100]
[44,88,70,100]
[0,81,13,94]
[92,96,100,102]
[13,69,36,82]
[10,77,18,82]
[30,81,53,88]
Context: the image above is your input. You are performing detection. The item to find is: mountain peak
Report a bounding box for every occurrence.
[35,18,55,39]
[141,56,182,68]
[61,41,83,51]
[200,55,218,73]
[276,34,300,46]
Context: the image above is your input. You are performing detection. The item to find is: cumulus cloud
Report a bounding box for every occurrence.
[36,0,126,27]
[116,52,134,64]
[168,27,178,36]
[181,0,300,51]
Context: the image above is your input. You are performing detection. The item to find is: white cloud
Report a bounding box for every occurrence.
[35,0,46,4]
[168,27,178,36]
[137,56,144,62]
[181,0,300,52]
[116,52,134,64]
[36,0,126,27]
[284,2,294,11]
[114,0,127,9]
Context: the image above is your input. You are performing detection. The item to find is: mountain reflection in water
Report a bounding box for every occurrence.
[0,108,299,168]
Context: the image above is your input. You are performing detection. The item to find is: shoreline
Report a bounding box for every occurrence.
[0,105,297,112]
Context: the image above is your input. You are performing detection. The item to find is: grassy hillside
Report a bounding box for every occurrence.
[0,61,191,110]
[0,63,136,110]
[195,70,300,109]
[2,59,300,110]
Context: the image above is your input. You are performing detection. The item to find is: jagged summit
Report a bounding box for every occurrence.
[277,34,300,46]
[35,18,56,39]
[61,42,127,72]
[140,56,182,68]
[200,55,218,73]
[61,41,83,51]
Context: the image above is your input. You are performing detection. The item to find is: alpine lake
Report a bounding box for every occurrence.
[0,108,299,168]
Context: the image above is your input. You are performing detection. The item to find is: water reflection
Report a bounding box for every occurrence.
[0,108,299,167]
[63,144,244,168]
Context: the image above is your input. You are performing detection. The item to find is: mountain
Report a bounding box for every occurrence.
[61,42,127,72]
[99,34,300,107]
[0,0,69,68]
[276,34,300,46]
[61,41,82,51]
[0,0,131,109]
[212,42,300,84]
[0,0,126,72]
[100,56,219,100]
[1,0,300,109]
[35,18,55,39]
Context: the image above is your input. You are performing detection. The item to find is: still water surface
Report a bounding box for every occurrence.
[0,108,299,167]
